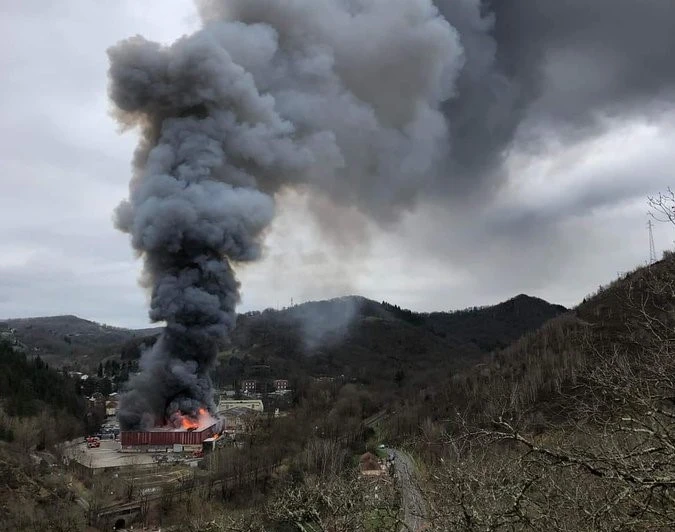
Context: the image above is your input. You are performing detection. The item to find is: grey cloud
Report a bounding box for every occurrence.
[397,122,675,310]
[0,251,147,328]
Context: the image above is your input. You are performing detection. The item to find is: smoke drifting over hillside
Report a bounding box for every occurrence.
[111,0,675,429]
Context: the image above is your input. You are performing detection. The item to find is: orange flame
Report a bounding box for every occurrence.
[171,407,212,430]
[180,416,199,430]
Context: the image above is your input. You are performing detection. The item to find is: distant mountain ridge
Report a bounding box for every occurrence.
[1,294,567,381]
[220,293,568,388]
[0,315,162,368]
[396,293,567,351]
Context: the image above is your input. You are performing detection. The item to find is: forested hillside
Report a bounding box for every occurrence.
[0,341,84,443]
[0,341,83,419]
[2,295,565,385]
[0,316,161,369]
[215,294,567,389]
[389,255,675,530]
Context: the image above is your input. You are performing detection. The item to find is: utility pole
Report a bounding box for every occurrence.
[648,219,657,264]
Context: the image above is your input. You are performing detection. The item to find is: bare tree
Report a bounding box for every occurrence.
[262,474,401,532]
[299,438,348,478]
[649,188,675,226]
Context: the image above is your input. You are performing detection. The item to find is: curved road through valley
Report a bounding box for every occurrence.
[388,449,427,532]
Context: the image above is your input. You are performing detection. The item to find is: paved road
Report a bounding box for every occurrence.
[388,449,427,532]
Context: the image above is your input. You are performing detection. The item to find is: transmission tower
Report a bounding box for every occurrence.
[648,219,657,264]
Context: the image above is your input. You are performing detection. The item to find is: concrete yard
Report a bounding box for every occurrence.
[69,439,156,469]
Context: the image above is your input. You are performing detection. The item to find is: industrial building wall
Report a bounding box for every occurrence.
[121,424,215,447]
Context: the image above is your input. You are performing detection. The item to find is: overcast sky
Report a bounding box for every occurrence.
[2,0,675,328]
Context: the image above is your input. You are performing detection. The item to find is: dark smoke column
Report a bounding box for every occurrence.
[109,1,463,429]
[108,36,299,430]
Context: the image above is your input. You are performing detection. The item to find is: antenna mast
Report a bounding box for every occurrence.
[648,219,657,264]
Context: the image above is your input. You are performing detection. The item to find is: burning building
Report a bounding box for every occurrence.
[120,409,221,452]
[121,424,218,452]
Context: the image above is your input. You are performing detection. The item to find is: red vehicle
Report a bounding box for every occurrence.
[86,436,100,448]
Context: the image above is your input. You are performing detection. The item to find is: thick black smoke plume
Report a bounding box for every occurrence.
[112,0,457,429]
[111,0,675,430]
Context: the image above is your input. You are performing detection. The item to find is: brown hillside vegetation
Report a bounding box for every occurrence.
[2,295,565,383]
[0,315,161,369]
[217,295,567,390]
[398,255,675,531]
[392,257,675,433]
[0,442,84,531]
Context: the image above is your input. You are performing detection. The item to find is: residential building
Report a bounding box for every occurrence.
[86,395,106,420]
[241,379,257,394]
[105,399,118,417]
[273,379,289,391]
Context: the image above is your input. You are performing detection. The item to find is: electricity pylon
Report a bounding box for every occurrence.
[648,219,657,264]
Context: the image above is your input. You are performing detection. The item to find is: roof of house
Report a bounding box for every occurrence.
[359,452,381,471]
